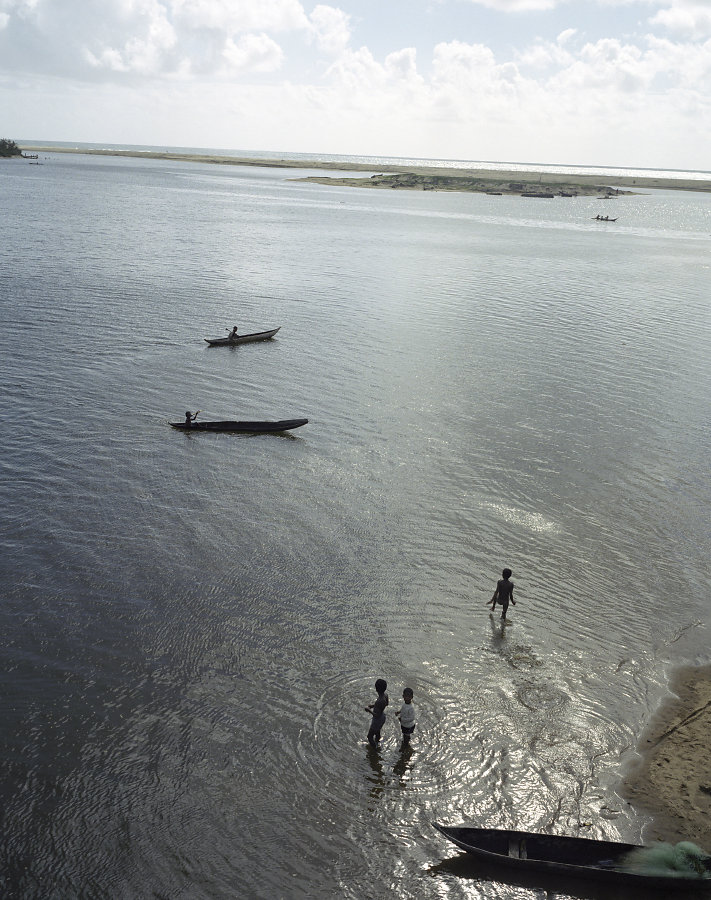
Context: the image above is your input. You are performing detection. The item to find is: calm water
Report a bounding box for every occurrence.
[1,152,710,899]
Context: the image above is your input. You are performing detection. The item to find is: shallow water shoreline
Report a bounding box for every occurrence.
[17,145,711,193]
[622,664,711,850]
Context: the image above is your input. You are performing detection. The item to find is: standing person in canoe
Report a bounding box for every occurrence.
[488,567,516,620]
[184,410,199,427]
[365,679,389,748]
[227,326,239,341]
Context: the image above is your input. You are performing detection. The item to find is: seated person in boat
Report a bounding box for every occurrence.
[228,326,239,340]
[184,411,198,427]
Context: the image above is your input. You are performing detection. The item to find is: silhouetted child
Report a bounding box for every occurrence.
[488,567,516,620]
[365,678,388,748]
[395,687,416,747]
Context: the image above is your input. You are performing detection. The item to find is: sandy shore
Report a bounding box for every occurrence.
[621,664,711,850]
[19,145,711,194]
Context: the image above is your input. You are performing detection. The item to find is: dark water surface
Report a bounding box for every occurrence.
[1,153,710,899]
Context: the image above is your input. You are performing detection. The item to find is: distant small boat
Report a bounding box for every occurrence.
[170,418,308,433]
[521,192,555,198]
[204,327,280,346]
[592,216,618,222]
[433,824,711,891]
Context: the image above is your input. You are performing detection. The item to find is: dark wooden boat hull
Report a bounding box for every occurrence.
[170,418,307,433]
[433,824,711,891]
[204,327,280,346]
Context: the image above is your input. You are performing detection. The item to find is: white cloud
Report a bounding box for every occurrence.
[644,33,711,87]
[516,34,574,68]
[124,12,177,72]
[222,33,283,73]
[432,40,498,82]
[651,1,711,39]
[309,4,350,56]
[0,0,311,79]
[325,45,421,100]
[557,28,576,44]
[83,2,178,76]
[384,47,419,81]
[432,39,522,99]
[170,0,309,33]
[320,44,423,120]
[0,0,41,17]
[579,38,649,90]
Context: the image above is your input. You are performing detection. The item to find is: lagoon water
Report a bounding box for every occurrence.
[1,151,710,899]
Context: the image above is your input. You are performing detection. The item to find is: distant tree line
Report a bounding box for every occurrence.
[0,138,21,157]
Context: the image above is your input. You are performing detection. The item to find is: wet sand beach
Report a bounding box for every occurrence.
[622,665,711,850]
[19,145,711,194]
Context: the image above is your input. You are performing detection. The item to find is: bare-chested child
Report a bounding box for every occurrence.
[365,679,389,748]
[488,567,516,620]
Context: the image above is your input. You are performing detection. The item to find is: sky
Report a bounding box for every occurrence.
[0,0,709,168]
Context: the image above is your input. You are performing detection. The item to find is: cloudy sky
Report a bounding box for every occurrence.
[1,0,709,168]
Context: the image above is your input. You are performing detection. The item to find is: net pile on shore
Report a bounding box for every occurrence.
[621,841,711,879]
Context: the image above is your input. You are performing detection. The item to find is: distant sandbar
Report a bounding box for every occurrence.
[19,145,711,194]
[298,172,630,197]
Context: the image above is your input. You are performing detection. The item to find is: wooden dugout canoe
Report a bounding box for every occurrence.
[433,824,711,891]
[204,327,280,346]
[170,418,308,433]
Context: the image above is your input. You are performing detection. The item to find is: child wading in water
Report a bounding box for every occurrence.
[488,567,516,620]
[395,687,416,748]
[365,679,389,748]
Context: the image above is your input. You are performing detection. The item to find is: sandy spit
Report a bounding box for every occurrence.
[621,664,711,851]
[18,146,711,193]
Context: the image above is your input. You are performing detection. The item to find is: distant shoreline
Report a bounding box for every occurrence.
[18,145,711,194]
[621,664,711,849]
